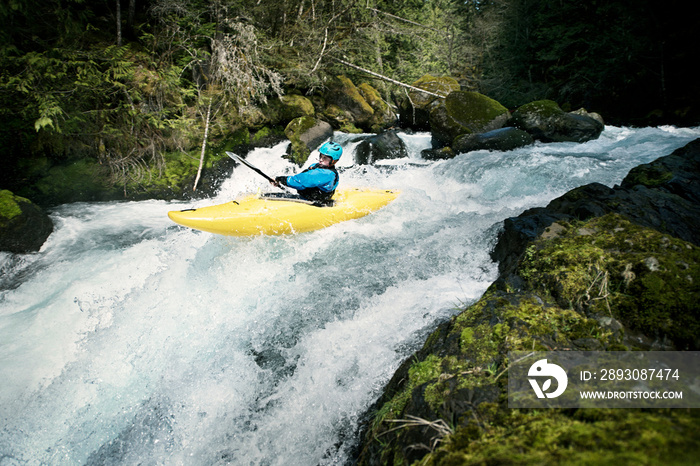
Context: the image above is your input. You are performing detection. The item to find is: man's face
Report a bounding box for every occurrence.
[318,154,334,167]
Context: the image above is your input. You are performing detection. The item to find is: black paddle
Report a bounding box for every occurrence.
[225,151,290,191]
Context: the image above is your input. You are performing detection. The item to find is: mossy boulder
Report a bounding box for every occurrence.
[323,75,375,131]
[357,82,397,132]
[279,94,315,119]
[511,100,604,143]
[493,139,700,278]
[265,94,315,125]
[357,213,700,466]
[284,116,333,166]
[320,78,394,133]
[237,104,269,128]
[357,139,700,466]
[0,190,54,253]
[398,75,460,130]
[429,91,511,147]
[518,214,700,349]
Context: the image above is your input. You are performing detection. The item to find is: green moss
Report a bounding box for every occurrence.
[358,83,384,110]
[284,116,326,165]
[362,286,617,460]
[251,126,284,145]
[285,115,317,136]
[459,323,499,365]
[278,94,315,119]
[519,214,700,349]
[624,164,674,188]
[425,409,700,466]
[0,190,24,221]
[445,91,509,129]
[323,104,363,134]
[334,75,374,115]
[160,150,199,188]
[223,127,251,148]
[409,354,444,386]
[514,99,565,118]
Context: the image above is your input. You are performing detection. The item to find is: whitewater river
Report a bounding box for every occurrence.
[1,126,699,465]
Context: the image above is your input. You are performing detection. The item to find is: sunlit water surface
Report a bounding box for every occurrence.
[1,126,699,465]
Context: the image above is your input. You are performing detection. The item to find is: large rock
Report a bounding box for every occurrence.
[354,130,408,165]
[322,75,375,132]
[284,117,334,166]
[398,75,460,130]
[0,190,54,253]
[277,94,315,120]
[451,126,534,154]
[429,91,511,147]
[357,83,397,132]
[321,77,396,133]
[510,100,604,143]
[356,139,700,466]
[257,94,315,128]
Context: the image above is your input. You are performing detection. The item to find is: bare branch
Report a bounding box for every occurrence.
[366,7,441,33]
[333,58,447,98]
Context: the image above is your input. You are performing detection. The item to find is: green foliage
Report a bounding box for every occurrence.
[9,0,688,198]
[2,0,495,195]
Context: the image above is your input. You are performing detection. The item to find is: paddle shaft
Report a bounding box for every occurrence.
[226,151,292,191]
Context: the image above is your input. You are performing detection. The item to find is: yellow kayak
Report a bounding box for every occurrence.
[167,188,400,236]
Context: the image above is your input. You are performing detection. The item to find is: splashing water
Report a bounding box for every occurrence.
[1,126,699,465]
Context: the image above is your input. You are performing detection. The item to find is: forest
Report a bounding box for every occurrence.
[1,0,697,201]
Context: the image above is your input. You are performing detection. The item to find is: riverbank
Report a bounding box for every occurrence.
[356,139,700,464]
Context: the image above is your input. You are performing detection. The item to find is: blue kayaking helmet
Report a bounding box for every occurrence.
[319,142,343,161]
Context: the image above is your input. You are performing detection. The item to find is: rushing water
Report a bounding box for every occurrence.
[1,126,699,465]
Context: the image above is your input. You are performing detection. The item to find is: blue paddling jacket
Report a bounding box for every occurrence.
[276,164,339,202]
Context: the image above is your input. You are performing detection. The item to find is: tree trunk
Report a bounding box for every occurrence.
[127,0,136,39]
[193,99,212,192]
[116,0,122,46]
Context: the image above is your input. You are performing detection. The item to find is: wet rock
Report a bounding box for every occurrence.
[421,146,455,161]
[452,126,534,154]
[277,93,315,120]
[355,130,408,165]
[0,190,53,253]
[492,138,700,278]
[357,83,398,132]
[510,100,604,143]
[322,75,375,132]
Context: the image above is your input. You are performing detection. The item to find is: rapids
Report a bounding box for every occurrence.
[1,126,699,465]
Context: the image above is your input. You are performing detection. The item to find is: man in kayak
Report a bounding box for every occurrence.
[272,141,342,204]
